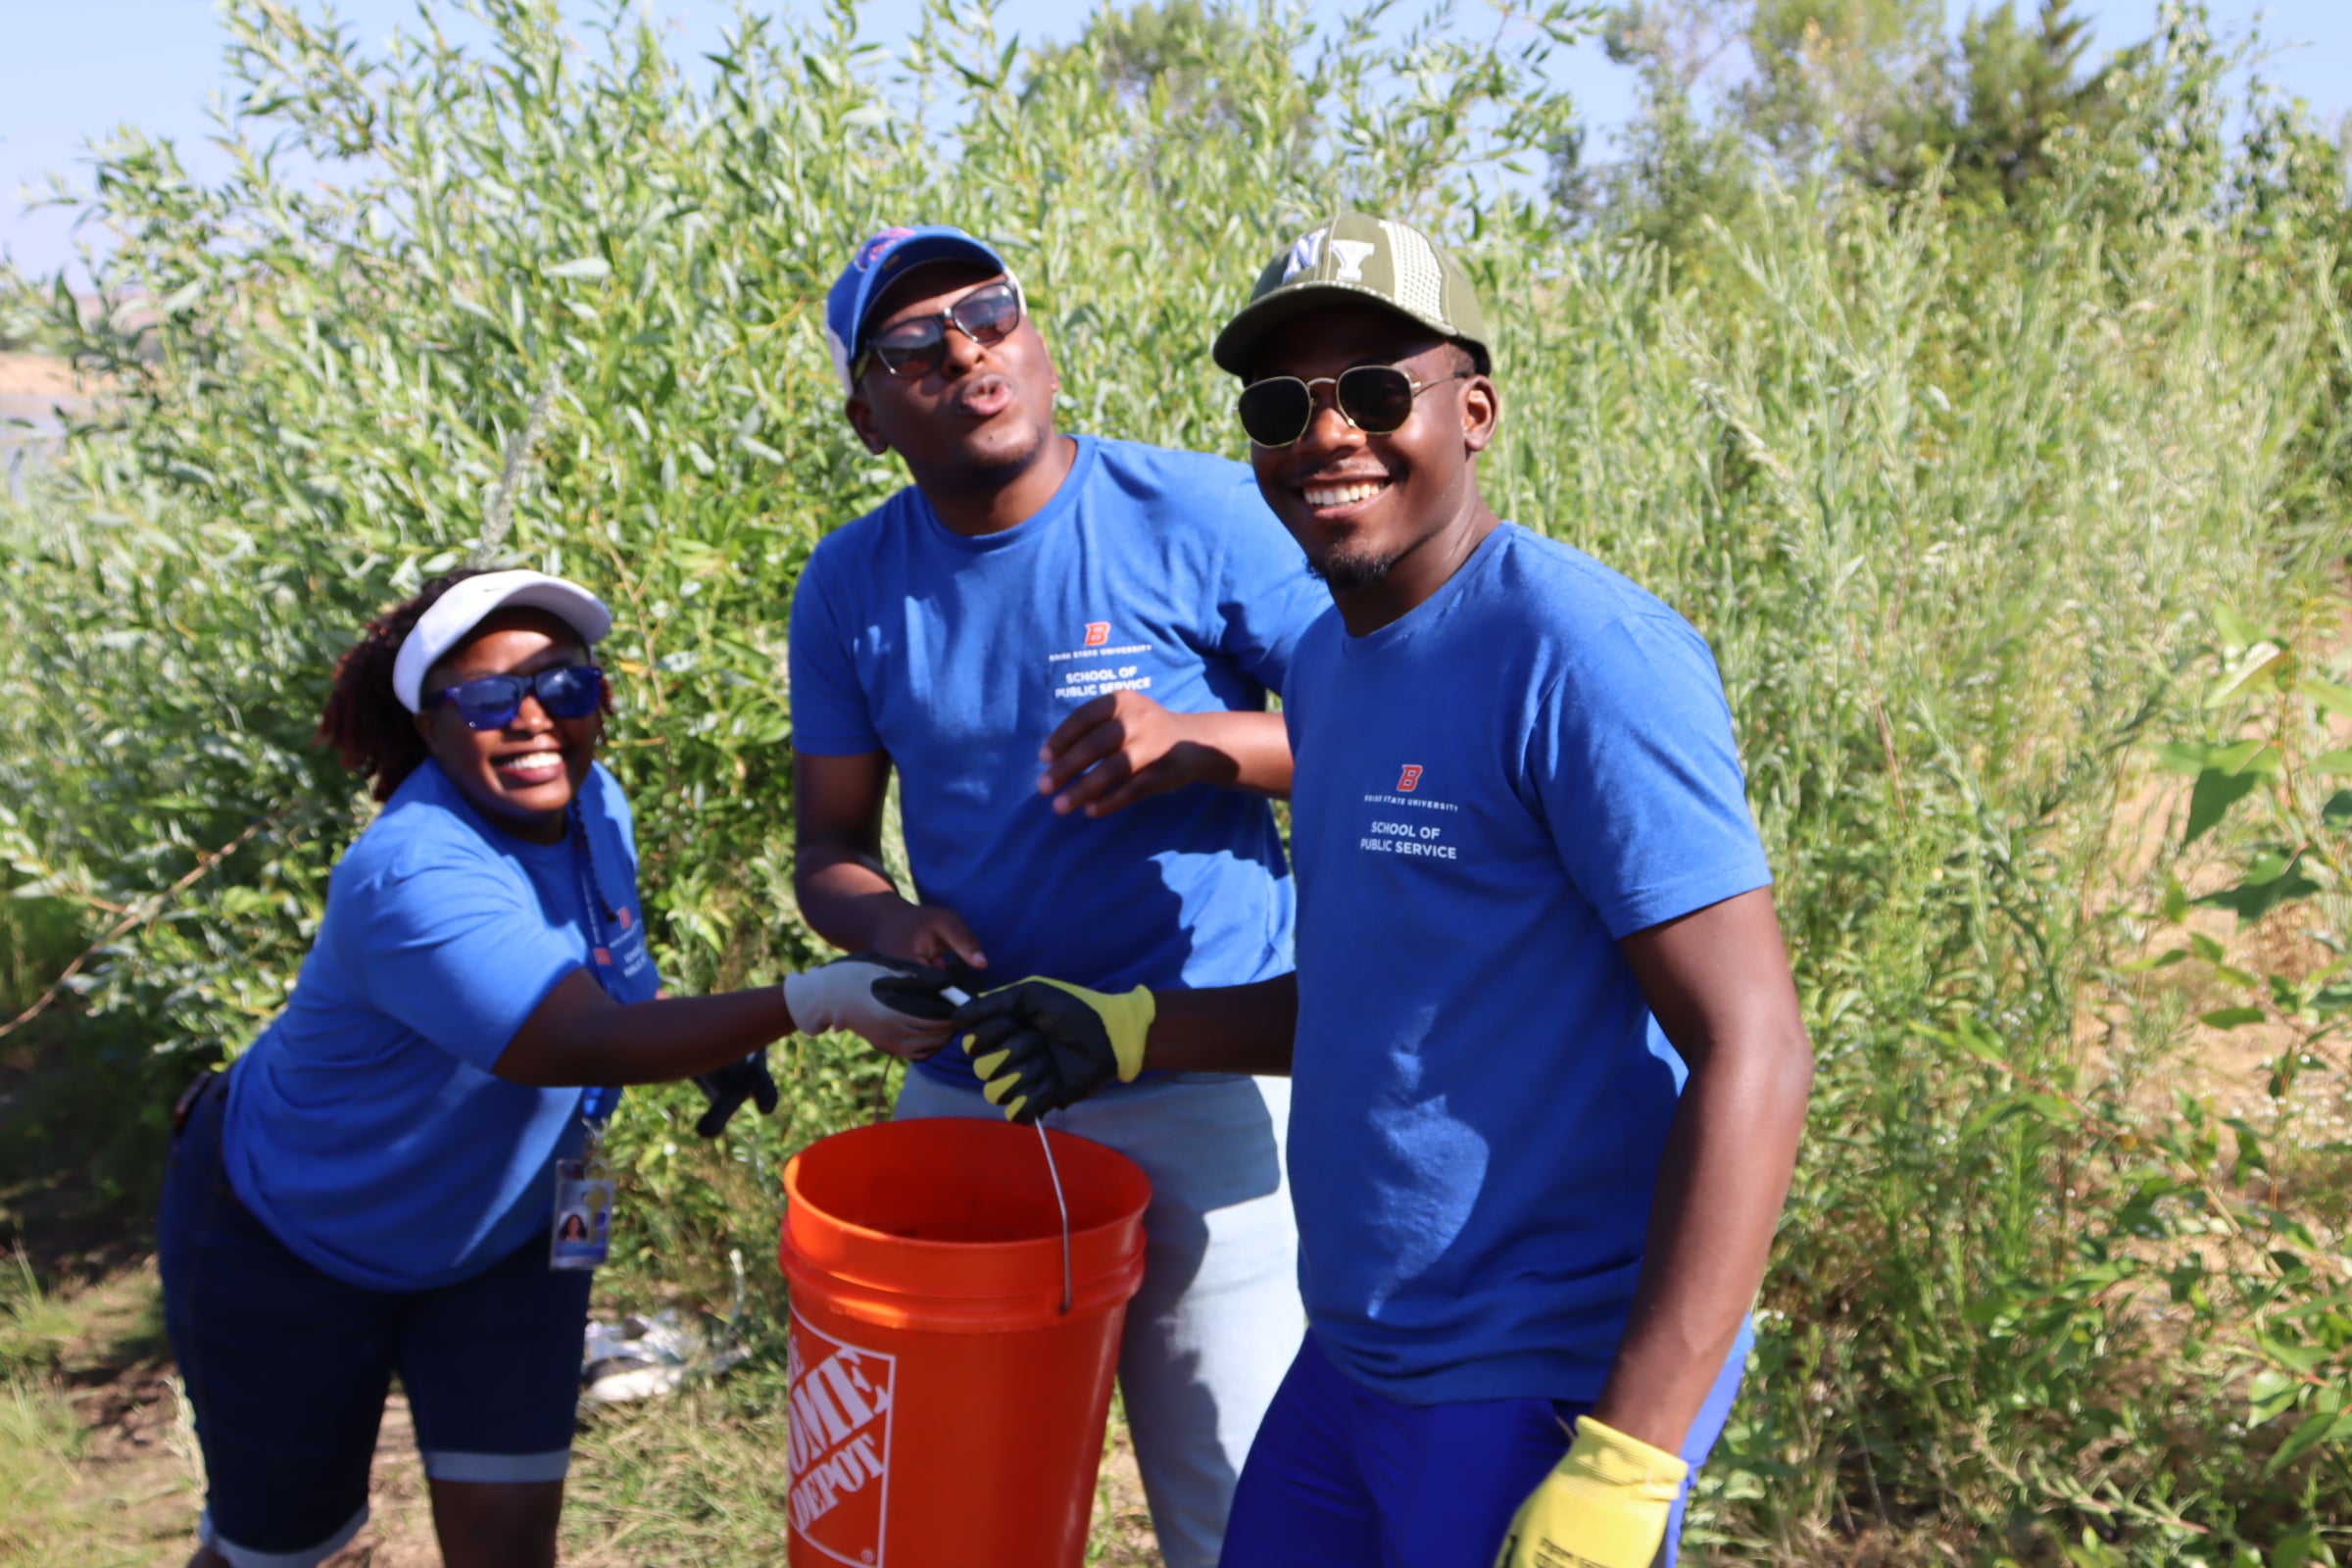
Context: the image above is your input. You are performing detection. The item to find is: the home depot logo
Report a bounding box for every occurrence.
[1084,621,1111,647]
[788,1314,896,1565]
[1396,764,1424,792]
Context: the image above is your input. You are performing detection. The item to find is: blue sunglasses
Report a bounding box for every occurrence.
[424,664,605,730]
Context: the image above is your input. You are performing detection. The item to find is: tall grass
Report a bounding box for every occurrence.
[3,0,2350,1559]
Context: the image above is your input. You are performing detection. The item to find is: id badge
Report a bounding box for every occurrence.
[550,1157,615,1271]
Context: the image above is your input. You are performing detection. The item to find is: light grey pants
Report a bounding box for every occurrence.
[896,1068,1303,1568]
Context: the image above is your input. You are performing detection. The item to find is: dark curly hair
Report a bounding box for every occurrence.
[316,568,490,802]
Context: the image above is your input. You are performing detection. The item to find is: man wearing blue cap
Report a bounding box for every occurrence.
[787,224,1329,1567]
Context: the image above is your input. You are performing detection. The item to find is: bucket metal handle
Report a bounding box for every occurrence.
[1037,1123,1072,1315]
[943,986,1072,1315]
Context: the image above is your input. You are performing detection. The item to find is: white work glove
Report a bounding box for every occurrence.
[783,954,959,1060]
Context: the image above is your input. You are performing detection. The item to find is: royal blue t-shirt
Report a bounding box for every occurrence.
[1283,523,1774,1404]
[790,435,1326,1084]
[222,759,660,1292]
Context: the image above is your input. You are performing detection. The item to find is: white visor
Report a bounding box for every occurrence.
[392,569,613,713]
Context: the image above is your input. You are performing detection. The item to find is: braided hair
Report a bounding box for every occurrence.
[316,568,489,802]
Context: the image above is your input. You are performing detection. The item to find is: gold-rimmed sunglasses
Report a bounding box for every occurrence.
[1236,364,1470,448]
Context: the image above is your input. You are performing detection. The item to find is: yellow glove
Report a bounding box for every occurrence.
[953,977,1154,1123]
[1493,1416,1687,1568]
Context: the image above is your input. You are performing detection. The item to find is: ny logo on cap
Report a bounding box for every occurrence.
[1283,227,1377,284]
[1282,230,1324,282]
[1329,239,1375,281]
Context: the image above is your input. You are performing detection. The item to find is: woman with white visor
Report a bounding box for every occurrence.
[158,567,955,1568]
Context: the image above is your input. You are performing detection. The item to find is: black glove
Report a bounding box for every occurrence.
[950,979,1154,1124]
[866,952,987,1022]
[693,1048,780,1138]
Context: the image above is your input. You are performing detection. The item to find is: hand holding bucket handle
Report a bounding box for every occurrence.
[950,979,1154,1124]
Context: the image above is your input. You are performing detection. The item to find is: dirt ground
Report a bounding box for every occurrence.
[28,1259,1161,1567]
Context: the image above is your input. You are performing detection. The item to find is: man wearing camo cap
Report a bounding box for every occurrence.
[947,213,1814,1567]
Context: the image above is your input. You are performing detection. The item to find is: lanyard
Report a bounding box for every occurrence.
[569,804,622,1135]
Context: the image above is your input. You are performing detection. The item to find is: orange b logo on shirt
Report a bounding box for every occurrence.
[1396,764,1424,792]
[1084,622,1110,647]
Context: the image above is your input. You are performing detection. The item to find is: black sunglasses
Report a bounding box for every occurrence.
[856,278,1026,382]
[1236,365,1471,449]
[424,664,605,731]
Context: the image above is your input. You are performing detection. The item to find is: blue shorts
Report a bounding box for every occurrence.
[158,1072,591,1568]
[1220,1325,1751,1568]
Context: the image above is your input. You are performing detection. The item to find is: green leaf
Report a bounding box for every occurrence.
[2273,1524,2336,1568]
[2208,642,2290,704]
[2323,790,2352,831]
[2197,862,2324,923]
[2249,1368,2302,1424]
[2308,676,2352,718]
[2155,740,2216,775]
[2185,742,2281,844]
[2316,748,2352,774]
[2215,739,2282,775]
[2022,1092,2079,1125]
[2214,606,2270,650]
[2266,1407,2352,1475]
[2199,1006,2268,1029]
[2244,848,2295,884]
[2118,949,2189,973]
[1945,1013,2007,1063]
[2258,1330,2329,1373]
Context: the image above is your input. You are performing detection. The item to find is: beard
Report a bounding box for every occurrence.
[1306,543,1401,593]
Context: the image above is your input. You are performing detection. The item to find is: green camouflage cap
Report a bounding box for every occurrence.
[1212,212,1490,377]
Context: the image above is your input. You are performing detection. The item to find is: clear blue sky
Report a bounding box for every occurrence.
[5,1,2349,281]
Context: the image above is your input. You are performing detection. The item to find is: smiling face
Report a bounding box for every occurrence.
[845,262,1062,501]
[1244,304,1500,631]
[413,608,599,844]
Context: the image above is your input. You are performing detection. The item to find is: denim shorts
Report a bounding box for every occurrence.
[158,1072,592,1568]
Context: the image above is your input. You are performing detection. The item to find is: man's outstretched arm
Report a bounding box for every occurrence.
[944,972,1298,1120]
[1591,885,1814,1453]
[1141,974,1298,1075]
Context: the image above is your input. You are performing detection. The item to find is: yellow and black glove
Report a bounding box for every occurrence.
[1493,1416,1687,1568]
[952,978,1154,1124]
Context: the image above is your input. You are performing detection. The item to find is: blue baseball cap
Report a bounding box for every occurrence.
[824,223,1013,393]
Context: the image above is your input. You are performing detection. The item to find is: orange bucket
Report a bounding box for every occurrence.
[779,1117,1152,1568]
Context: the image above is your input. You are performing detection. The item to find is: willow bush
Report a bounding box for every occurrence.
[4,0,2351,1559]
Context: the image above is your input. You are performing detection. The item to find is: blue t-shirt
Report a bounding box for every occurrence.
[790,435,1326,1084]
[223,760,660,1292]
[1283,523,1773,1405]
